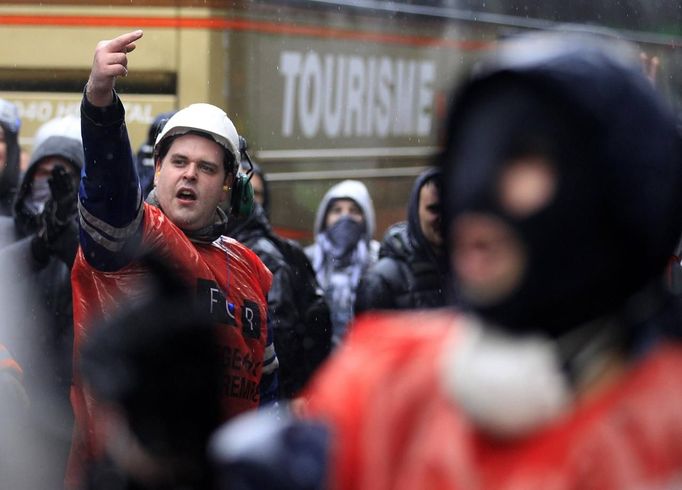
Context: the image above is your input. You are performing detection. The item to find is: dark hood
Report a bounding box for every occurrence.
[13,135,84,238]
[250,162,270,219]
[439,32,682,336]
[379,168,442,264]
[406,167,441,259]
[0,99,21,216]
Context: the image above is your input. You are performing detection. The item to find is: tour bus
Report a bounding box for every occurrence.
[0,1,679,241]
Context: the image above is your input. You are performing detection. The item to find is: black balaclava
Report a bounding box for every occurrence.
[439,34,682,339]
[407,167,443,259]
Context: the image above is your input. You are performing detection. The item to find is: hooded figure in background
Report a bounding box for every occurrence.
[12,135,83,243]
[0,98,21,217]
[212,31,682,490]
[248,162,270,218]
[135,111,176,199]
[0,133,83,489]
[305,180,380,346]
[355,167,450,313]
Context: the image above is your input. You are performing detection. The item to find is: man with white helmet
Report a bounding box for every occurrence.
[67,30,276,488]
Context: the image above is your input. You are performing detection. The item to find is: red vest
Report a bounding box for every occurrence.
[304,311,682,490]
[67,204,271,487]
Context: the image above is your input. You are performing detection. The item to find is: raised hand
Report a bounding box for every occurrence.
[33,166,79,267]
[86,29,143,107]
[46,165,78,226]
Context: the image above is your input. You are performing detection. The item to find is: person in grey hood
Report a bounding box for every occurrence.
[12,135,82,244]
[305,180,379,346]
[355,167,450,314]
[0,98,21,217]
[0,133,83,489]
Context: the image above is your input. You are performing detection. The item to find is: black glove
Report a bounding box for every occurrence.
[32,166,79,267]
[47,165,78,223]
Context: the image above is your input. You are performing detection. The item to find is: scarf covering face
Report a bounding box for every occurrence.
[325,216,366,260]
[145,188,228,244]
[23,176,51,215]
[312,230,371,344]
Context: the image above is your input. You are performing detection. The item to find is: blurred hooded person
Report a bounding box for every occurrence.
[0,132,83,488]
[78,256,223,490]
[305,180,379,346]
[211,31,682,490]
[0,98,21,217]
[0,132,83,386]
[237,161,270,218]
[355,167,449,313]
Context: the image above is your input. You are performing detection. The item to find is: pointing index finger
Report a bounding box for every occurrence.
[107,29,144,54]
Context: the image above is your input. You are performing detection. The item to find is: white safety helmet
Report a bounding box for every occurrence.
[154,103,241,171]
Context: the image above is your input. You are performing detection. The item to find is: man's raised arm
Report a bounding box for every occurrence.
[78,30,146,271]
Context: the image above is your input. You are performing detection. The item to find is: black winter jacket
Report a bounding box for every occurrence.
[0,135,83,488]
[227,205,328,398]
[0,134,83,404]
[355,221,448,313]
